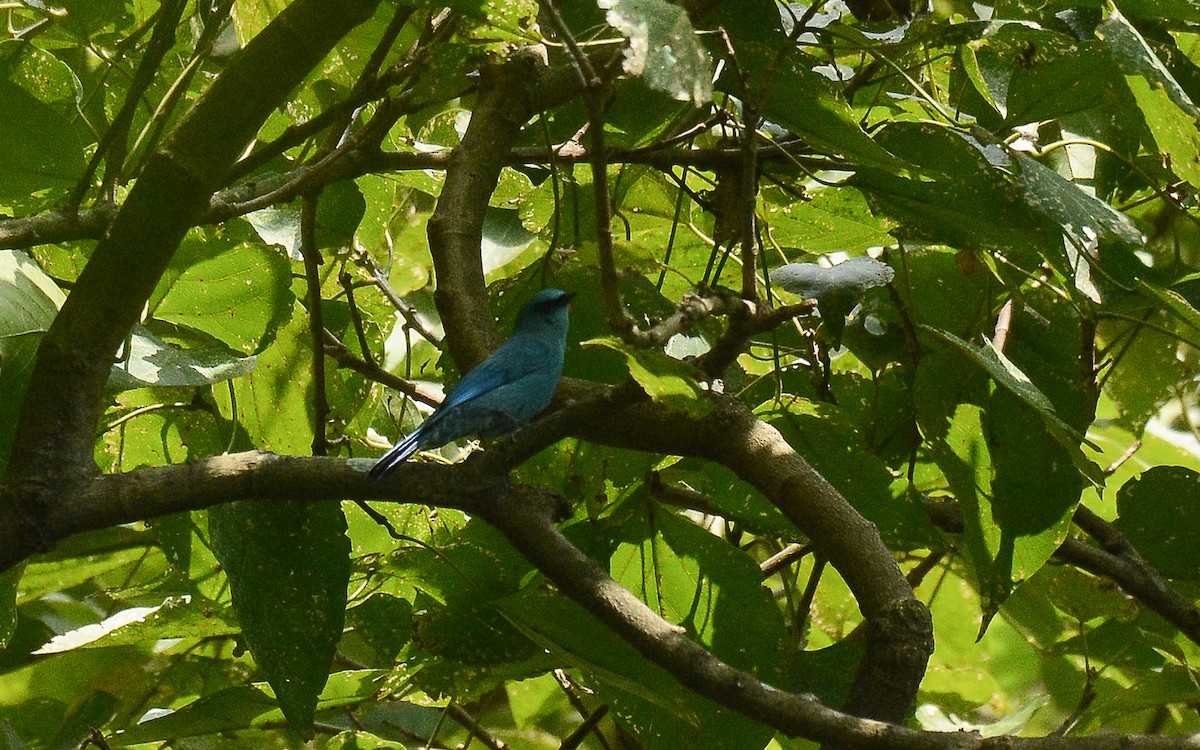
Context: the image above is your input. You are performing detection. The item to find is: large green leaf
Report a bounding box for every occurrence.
[855,123,1065,273]
[1098,9,1200,119]
[761,185,896,254]
[604,500,787,674]
[755,52,903,171]
[1124,75,1200,188]
[921,397,1071,633]
[107,325,257,391]
[0,250,66,469]
[921,325,1103,485]
[215,303,314,455]
[209,501,351,735]
[925,404,1008,630]
[1012,151,1144,248]
[762,398,940,551]
[150,232,293,356]
[585,336,711,417]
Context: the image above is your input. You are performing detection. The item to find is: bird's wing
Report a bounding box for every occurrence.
[369,337,553,480]
[437,335,547,412]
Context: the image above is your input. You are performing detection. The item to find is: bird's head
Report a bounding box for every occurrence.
[515,288,574,334]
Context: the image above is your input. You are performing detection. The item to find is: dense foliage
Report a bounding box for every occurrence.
[4,0,1200,748]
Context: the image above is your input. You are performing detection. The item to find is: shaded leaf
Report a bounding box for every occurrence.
[921,325,1102,484]
[209,501,351,735]
[150,234,294,355]
[108,671,386,746]
[1115,466,1200,580]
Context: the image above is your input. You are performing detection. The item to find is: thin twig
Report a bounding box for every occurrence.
[322,329,441,408]
[761,542,812,577]
[559,705,609,750]
[301,192,330,457]
[446,702,507,750]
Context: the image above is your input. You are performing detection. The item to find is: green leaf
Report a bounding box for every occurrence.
[1013,151,1144,248]
[661,459,798,539]
[501,585,775,750]
[855,124,1064,272]
[762,398,940,551]
[1114,466,1200,580]
[246,205,302,259]
[33,595,238,652]
[1137,280,1200,351]
[112,686,279,745]
[1124,75,1200,188]
[316,180,367,249]
[0,249,65,337]
[599,0,713,106]
[1084,664,1200,731]
[603,500,788,673]
[760,185,896,254]
[925,400,1073,634]
[985,389,1082,537]
[343,594,412,667]
[209,501,351,735]
[216,303,313,455]
[387,520,545,694]
[925,404,1009,630]
[497,500,783,748]
[47,691,119,750]
[1098,9,1200,120]
[921,325,1102,485]
[1097,310,1181,429]
[916,693,1049,737]
[150,233,294,355]
[244,183,367,257]
[0,80,85,201]
[585,336,711,417]
[961,39,1012,118]
[892,246,997,341]
[501,587,714,738]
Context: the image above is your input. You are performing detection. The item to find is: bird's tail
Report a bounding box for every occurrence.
[367,426,426,481]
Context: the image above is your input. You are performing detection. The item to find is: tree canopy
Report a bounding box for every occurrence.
[4,1,1200,748]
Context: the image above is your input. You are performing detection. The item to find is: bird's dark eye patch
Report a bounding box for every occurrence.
[532,293,573,314]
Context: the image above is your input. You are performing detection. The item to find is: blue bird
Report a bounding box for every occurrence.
[368,288,574,479]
